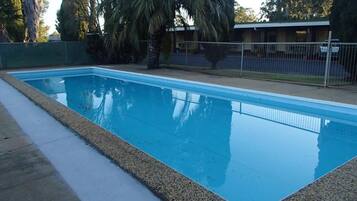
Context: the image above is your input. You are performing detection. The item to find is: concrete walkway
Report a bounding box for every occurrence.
[0,79,159,201]
[0,104,80,201]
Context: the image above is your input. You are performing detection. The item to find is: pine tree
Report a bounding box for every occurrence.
[56,0,89,41]
[0,0,25,42]
[330,0,357,81]
[330,0,357,42]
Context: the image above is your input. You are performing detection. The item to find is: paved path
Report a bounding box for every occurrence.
[0,104,80,201]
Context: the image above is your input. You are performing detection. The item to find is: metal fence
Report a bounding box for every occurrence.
[162,40,357,87]
[0,41,94,69]
[2,40,356,87]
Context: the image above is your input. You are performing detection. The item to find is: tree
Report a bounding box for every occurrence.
[235,3,257,23]
[37,0,49,42]
[88,0,99,33]
[203,43,229,69]
[330,0,357,42]
[37,21,49,42]
[330,0,357,81]
[98,0,114,34]
[23,0,43,42]
[260,0,333,21]
[101,0,235,69]
[57,0,89,41]
[0,0,25,42]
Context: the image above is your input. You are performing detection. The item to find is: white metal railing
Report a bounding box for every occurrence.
[166,36,357,87]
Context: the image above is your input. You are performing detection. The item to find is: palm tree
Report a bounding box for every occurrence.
[22,0,42,42]
[88,0,99,33]
[102,0,234,69]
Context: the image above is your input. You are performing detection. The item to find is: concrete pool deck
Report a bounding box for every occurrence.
[0,103,79,201]
[1,65,357,200]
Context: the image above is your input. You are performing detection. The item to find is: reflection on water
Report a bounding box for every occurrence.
[27,75,357,201]
[316,121,357,179]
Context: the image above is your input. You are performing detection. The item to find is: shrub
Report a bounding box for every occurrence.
[203,43,228,69]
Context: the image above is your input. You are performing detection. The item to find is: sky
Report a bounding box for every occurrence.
[44,0,264,34]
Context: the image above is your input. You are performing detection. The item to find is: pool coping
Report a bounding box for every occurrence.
[2,66,357,200]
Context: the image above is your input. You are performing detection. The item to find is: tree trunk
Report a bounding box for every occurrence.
[147,29,164,69]
[0,24,11,43]
[23,0,42,42]
[89,0,98,33]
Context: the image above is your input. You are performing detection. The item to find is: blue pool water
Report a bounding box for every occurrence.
[13,68,357,201]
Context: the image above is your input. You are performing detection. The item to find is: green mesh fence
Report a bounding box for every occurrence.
[0,42,94,69]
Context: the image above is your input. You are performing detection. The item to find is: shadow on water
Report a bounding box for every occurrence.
[315,120,357,179]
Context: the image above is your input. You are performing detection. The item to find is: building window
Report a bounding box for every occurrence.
[296,30,307,42]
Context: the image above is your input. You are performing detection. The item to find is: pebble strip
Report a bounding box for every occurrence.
[284,157,357,201]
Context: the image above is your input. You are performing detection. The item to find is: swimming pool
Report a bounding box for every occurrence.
[10,67,357,201]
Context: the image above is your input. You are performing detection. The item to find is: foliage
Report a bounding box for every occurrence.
[101,0,234,44]
[86,33,107,63]
[234,3,257,23]
[203,43,229,69]
[99,0,235,69]
[37,20,49,42]
[57,0,89,41]
[330,0,357,42]
[0,0,25,42]
[260,0,333,21]
[37,0,49,42]
[1,0,48,42]
[330,0,357,81]
[97,0,114,34]
[93,0,144,63]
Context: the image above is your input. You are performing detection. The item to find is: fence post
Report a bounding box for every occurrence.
[324,31,333,87]
[240,43,244,76]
